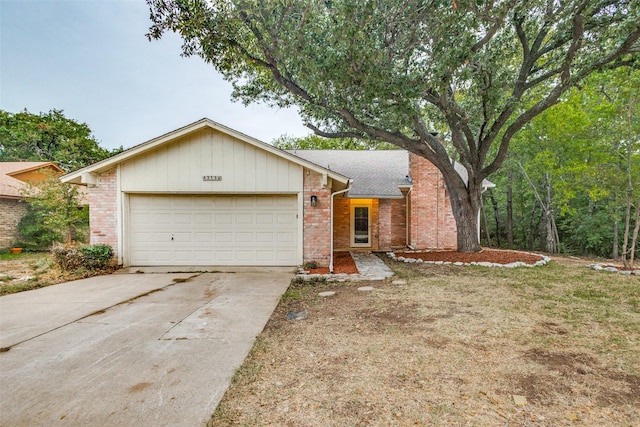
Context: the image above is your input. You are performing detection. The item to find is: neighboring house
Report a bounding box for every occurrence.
[0,162,64,248]
[62,118,493,269]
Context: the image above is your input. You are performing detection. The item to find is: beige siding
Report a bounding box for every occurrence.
[120,129,303,193]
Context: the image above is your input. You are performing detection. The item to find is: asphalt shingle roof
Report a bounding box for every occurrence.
[0,162,59,198]
[289,150,410,198]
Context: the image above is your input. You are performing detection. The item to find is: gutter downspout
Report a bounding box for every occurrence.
[405,186,412,247]
[330,180,353,273]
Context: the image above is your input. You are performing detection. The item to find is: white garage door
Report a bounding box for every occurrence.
[129,194,298,266]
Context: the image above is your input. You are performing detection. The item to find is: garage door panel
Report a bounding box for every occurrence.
[215,250,234,262]
[215,213,233,224]
[194,232,213,243]
[235,213,254,224]
[214,232,233,243]
[194,213,212,224]
[277,232,295,243]
[129,195,298,266]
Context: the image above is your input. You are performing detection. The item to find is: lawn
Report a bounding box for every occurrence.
[209,257,639,426]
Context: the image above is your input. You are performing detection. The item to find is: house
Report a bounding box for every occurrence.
[61,118,490,269]
[0,162,64,248]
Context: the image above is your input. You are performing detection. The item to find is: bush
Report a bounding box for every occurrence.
[79,244,114,270]
[51,243,114,271]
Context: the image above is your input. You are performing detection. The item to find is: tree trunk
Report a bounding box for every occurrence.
[622,196,632,269]
[443,172,482,253]
[481,195,492,247]
[612,220,619,259]
[488,189,502,247]
[506,169,514,248]
[528,201,538,250]
[629,201,640,267]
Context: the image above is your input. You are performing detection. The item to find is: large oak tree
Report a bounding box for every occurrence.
[147,0,639,252]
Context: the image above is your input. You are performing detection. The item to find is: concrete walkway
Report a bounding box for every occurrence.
[350,251,395,280]
[297,252,394,281]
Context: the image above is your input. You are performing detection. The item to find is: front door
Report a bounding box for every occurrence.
[351,204,371,247]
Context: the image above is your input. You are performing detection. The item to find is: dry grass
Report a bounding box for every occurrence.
[0,252,105,295]
[209,258,639,426]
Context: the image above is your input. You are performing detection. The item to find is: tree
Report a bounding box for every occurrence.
[147,0,640,252]
[272,133,395,150]
[481,68,640,257]
[19,172,89,249]
[0,109,119,171]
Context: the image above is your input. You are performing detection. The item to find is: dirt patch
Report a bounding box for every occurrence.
[396,248,545,265]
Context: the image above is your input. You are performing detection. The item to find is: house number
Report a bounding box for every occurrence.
[203,175,222,181]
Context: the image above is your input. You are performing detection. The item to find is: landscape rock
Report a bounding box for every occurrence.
[512,395,527,406]
[318,291,336,297]
[287,310,308,321]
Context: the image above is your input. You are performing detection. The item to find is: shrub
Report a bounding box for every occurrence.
[51,243,114,271]
[79,244,114,270]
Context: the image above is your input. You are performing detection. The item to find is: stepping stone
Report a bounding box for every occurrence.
[318,291,336,297]
[357,286,374,292]
[391,280,407,285]
[287,310,308,321]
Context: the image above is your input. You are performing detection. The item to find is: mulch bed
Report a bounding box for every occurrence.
[395,248,545,265]
[304,252,358,275]
[304,249,546,275]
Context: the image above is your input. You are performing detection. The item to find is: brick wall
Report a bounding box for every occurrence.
[370,199,380,250]
[88,168,119,259]
[333,198,350,249]
[0,198,27,248]
[303,169,332,266]
[390,198,407,248]
[378,198,409,249]
[409,153,457,250]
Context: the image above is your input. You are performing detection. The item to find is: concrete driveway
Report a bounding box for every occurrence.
[0,267,293,426]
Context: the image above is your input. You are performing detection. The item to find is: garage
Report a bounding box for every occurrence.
[129,194,298,266]
[61,119,350,267]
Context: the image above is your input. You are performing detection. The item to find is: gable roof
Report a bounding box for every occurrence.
[61,118,350,187]
[0,162,63,199]
[290,150,410,198]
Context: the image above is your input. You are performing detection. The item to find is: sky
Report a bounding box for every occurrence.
[0,0,311,150]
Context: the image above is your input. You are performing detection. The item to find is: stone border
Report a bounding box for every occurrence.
[386,251,551,268]
[587,264,640,276]
[295,270,363,282]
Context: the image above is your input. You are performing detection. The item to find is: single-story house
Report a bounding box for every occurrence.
[62,118,491,269]
[0,162,64,248]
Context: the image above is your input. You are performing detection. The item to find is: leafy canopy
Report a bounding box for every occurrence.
[0,109,119,171]
[148,0,640,251]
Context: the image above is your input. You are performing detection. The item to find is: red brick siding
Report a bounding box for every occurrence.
[0,198,27,248]
[303,169,332,266]
[378,199,392,250]
[409,153,457,250]
[333,198,350,249]
[88,168,119,259]
[370,199,380,250]
[389,198,407,248]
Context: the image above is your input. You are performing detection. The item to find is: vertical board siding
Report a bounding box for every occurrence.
[120,129,302,193]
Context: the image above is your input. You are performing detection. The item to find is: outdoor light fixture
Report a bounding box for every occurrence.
[310,195,318,206]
